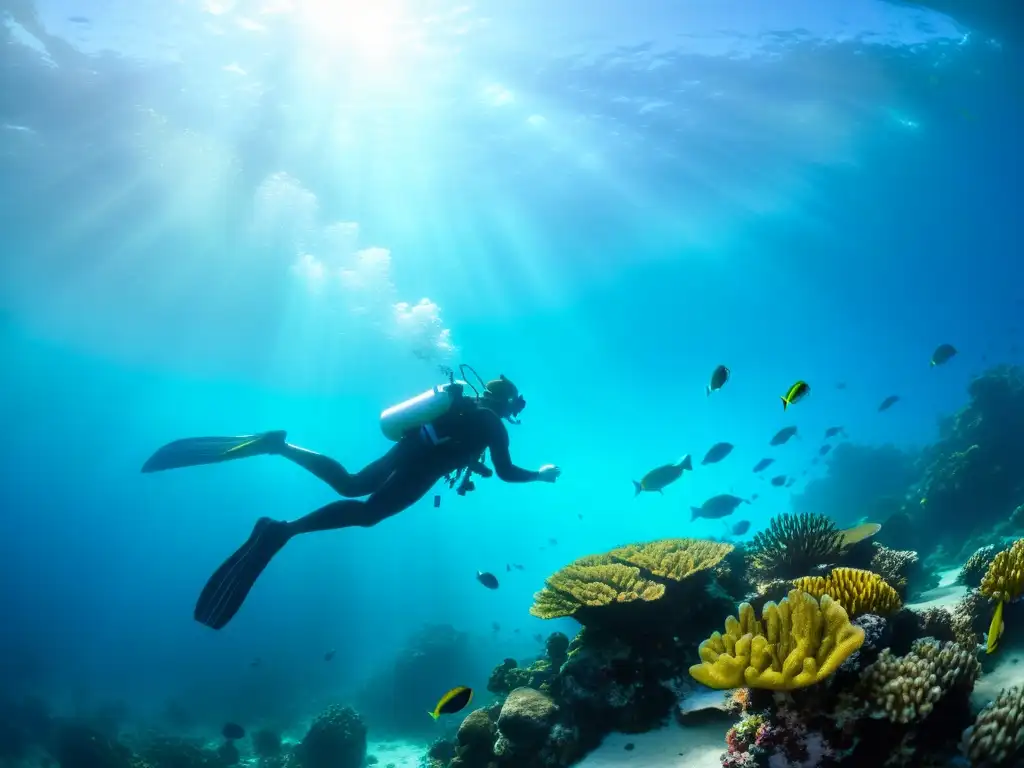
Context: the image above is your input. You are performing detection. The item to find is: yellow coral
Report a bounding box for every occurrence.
[980,538,1024,603]
[529,538,731,620]
[607,538,734,581]
[792,567,902,617]
[688,589,864,691]
[530,562,664,619]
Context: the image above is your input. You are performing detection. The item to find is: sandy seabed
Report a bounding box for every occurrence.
[577,722,729,768]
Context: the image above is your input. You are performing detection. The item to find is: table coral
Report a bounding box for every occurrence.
[530,538,733,620]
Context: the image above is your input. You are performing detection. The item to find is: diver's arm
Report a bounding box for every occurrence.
[486,417,541,483]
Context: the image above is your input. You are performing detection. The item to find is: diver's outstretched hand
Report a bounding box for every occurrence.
[538,464,561,483]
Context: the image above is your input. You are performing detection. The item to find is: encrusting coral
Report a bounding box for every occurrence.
[960,545,999,589]
[688,589,864,691]
[530,539,733,620]
[980,538,1024,604]
[746,513,844,581]
[858,638,980,724]
[964,683,1024,766]
[792,567,902,618]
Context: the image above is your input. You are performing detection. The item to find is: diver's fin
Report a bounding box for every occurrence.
[141,431,287,473]
[193,517,291,630]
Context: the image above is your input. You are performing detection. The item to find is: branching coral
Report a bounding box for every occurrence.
[530,539,732,620]
[870,544,920,597]
[858,638,980,724]
[964,684,1024,766]
[792,567,902,617]
[980,538,1024,603]
[916,607,955,643]
[746,513,843,581]
[688,589,864,691]
[952,590,989,649]
[960,545,999,589]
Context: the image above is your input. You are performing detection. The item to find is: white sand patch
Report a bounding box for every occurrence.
[906,583,967,612]
[578,722,727,768]
[367,738,429,768]
[972,648,1024,712]
[937,567,962,589]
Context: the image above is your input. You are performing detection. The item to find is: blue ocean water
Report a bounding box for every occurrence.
[0,0,1021,760]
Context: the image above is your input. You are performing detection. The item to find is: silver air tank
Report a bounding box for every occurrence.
[379,381,467,442]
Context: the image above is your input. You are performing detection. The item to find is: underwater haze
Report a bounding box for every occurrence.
[1,0,1022,762]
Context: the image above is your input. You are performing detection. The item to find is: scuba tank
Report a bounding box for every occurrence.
[380,380,469,442]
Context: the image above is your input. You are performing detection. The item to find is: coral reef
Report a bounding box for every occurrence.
[914,366,1024,557]
[746,514,844,581]
[913,607,955,643]
[980,538,1024,603]
[963,684,1024,766]
[792,567,902,617]
[531,538,733,617]
[531,538,739,643]
[960,545,1000,589]
[449,708,496,768]
[858,638,980,724]
[689,589,864,690]
[488,633,571,696]
[791,443,920,529]
[295,705,367,768]
[952,589,990,649]
[869,543,937,599]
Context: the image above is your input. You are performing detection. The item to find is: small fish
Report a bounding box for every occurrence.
[476,571,499,589]
[931,343,957,366]
[823,426,845,439]
[707,365,730,396]
[730,520,751,536]
[577,513,583,520]
[691,494,747,521]
[836,382,847,390]
[324,649,336,661]
[249,658,262,669]
[506,564,511,572]
[514,628,520,634]
[785,477,796,487]
[492,622,501,632]
[513,563,525,571]
[68,16,90,24]
[780,380,810,410]
[548,538,558,546]
[429,686,473,720]
[751,493,759,501]
[770,475,787,487]
[818,444,832,456]
[878,395,900,412]
[770,426,798,446]
[222,723,245,740]
[987,601,1004,655]
[839,523,881,549]
[633,455,693,495]
[752,457,775,473]
[701,442,734,465]
[533,633,544,643]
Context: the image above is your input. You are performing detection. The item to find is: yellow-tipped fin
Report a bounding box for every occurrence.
[427,710,440,721]
[780,396,789,411]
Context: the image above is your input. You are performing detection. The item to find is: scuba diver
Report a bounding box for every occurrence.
[141,368,561,630]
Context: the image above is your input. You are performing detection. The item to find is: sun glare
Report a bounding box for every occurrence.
[280,0,412,70]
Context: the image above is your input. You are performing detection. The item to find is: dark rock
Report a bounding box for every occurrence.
[496,688,556,748]
[296,705,367,768]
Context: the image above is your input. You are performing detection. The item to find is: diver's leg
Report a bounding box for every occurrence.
[276,442,404,497]
[285,468,440,534]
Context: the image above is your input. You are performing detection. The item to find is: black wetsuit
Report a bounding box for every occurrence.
[190,397,543,630]
[283,400,540,533]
